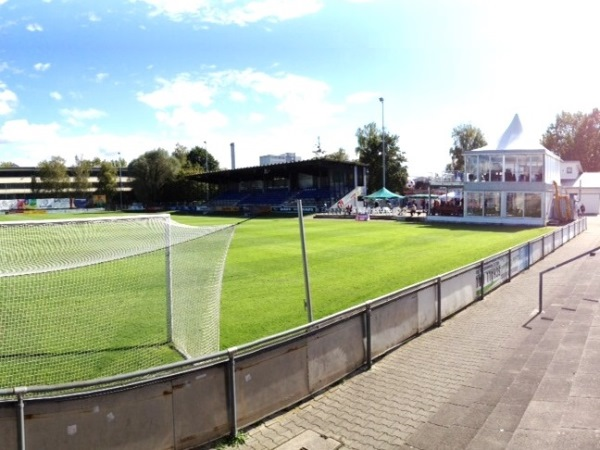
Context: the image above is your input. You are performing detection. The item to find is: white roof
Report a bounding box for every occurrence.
[567,172,600,188]
[474,114,550,152]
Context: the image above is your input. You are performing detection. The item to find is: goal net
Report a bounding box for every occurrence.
[0,214,235,388]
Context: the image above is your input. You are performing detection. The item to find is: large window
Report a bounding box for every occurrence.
[517,156,530,181]
[490,156,503,181]
[484,192,501,216]
[504,155,517,181]
[466,192,483,216]
[479,156,491,182]
[506,192,524,217]
[466,155,478,182]
[524,193,542,217]
[530,155,543,182]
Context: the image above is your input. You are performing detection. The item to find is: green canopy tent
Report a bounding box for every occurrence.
[364,187,404,200]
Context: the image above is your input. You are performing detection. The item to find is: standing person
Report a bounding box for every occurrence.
[580,204,586,215]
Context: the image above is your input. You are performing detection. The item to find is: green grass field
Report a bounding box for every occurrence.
[0,211,551,386]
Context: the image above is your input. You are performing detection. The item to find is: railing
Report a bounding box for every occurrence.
[0,218,587,450]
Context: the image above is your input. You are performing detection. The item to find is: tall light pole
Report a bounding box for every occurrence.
[117,152,123,210]
[203,141,209,202]
[379,97,386,189]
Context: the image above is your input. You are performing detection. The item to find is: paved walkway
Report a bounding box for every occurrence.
[222,217,600,450]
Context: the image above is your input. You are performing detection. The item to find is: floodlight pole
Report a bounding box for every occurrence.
[379,97,386,189]
[297,200,313,322]
[204,141,209,202]
[118,152,123,210]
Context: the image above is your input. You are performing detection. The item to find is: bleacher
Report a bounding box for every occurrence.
[207,187,342,213]
[241,189,291,205]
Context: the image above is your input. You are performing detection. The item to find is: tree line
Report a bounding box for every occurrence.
[2,109,596,206]
[0,144,215,208]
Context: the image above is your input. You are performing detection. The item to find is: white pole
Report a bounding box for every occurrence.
[117,152,123,210]
[297,200,313,322]
[379,97,386,189]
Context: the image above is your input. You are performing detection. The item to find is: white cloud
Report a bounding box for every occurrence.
[230,91,246,102]
[346,91,379,105]
[88,12,101,22]
[228,69,342,127]
[132,0,323,25]
[26,23,43,32]
[59,108,106,126]
[155,106,228,131]
[95,72,109,82]
[50,91,62,101]
[0,119,60,143]
[0,82,17,115]
[34,62,51,72]
[248,112,264,123]
[137,74,214,108]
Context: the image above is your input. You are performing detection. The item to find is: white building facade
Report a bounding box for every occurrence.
[429,114,563,226]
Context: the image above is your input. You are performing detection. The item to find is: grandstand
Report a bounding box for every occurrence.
[190,159,367,214]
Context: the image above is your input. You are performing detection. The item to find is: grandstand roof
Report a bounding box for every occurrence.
[190,159,366,184]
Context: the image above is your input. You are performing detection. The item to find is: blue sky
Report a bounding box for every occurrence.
[1,0,600,177]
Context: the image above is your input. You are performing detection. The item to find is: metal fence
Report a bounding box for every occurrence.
[0,218,587,450]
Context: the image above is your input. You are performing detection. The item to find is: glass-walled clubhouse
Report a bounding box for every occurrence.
[458,148,562,225]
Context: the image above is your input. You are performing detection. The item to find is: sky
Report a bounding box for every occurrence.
[1,0,600,177]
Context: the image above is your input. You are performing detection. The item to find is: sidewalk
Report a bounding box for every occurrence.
[225,217,600,450]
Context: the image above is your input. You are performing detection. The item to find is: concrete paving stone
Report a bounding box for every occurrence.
[447,386,484,407]
[561,397,600,429]
[474,383,509,406]
[482,402,528,433]
[552,346,584,365]
[570,372,600,398]
[517,400,565,430]
[456,403,495,430]
[467,428,513,450]
[553,429,600,449]
[532,374,572,402]
[428,403,469,427]
[494,380,538,406]
[524,350,555,369]
[506,429,560,450]
[499,354,530,375]
[587,326,600,340]
[462,371,499,389]
[574,351,600,374]
[515,365,547,385]
[534,335,566,352]
[583,338,600,353]
[406,422,477,450]
[544,359,579,377]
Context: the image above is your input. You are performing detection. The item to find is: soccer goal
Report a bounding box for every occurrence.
[0,214,235,388]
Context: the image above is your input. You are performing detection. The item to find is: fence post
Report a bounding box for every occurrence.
[227,347,238,439]
[508,248,512,282]
[437,277,442,327]
[479,261,485,300]
[365,303,372,369]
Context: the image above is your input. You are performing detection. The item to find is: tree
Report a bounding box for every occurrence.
[355,122,408,193]
[96,160,118,206]
[542,109,600,171]
[447,124,487,172]
[188,145,218,172]
[36,156,69,196]
[0,162,18,168]
[128,149,180,205]
[172,143,189,168]
[325,148,350,162]
[71,156,93,198]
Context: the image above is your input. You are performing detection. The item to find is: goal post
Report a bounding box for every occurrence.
[0,214,235,388]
